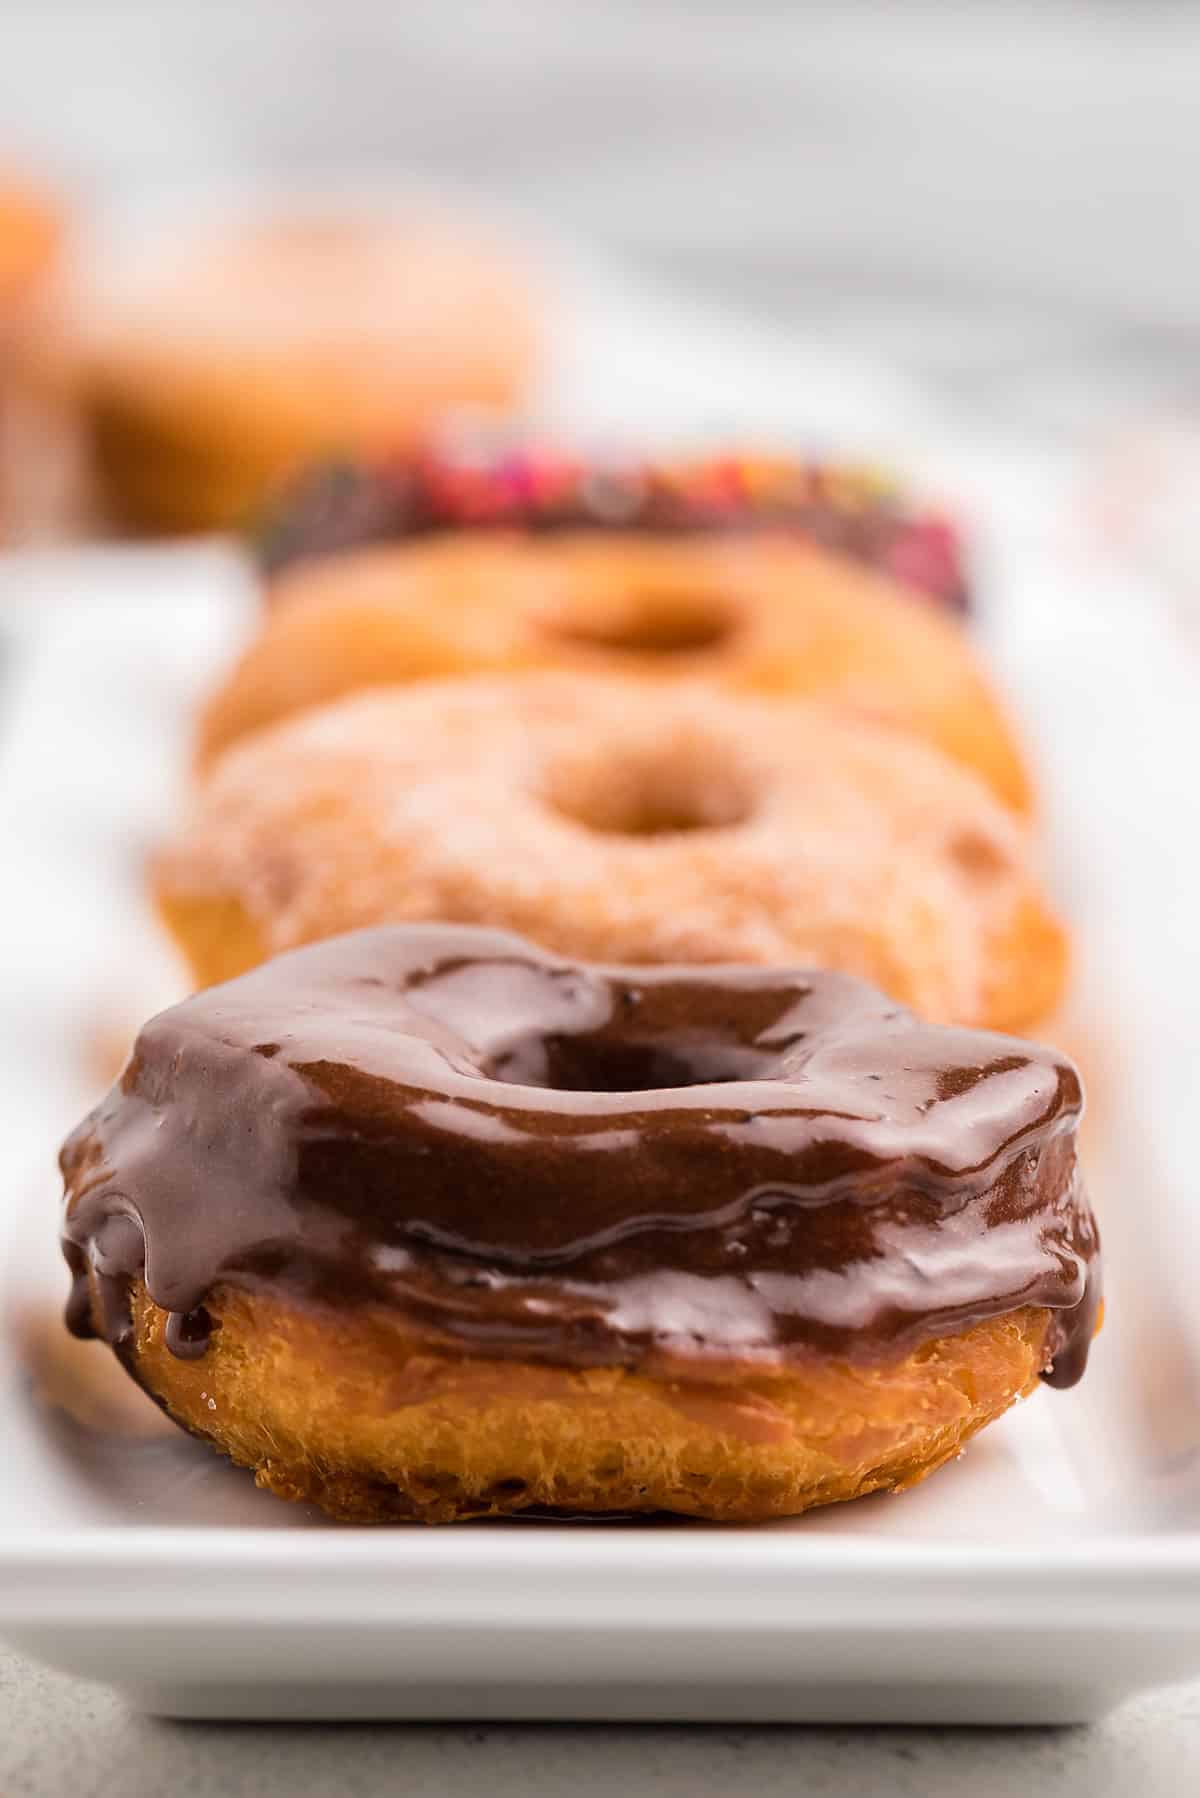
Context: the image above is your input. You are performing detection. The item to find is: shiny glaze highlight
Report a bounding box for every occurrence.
[61,925,1099,1383]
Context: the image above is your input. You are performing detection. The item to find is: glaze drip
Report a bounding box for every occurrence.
[60,925,1099,1381]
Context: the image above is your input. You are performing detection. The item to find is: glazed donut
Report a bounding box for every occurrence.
[60,925,1100,1524]
[56,211,538,533]
[161,673,1065,1031]
[255,443,971,614]
[196,530,1030,812]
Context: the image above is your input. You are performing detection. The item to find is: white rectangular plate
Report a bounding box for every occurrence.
[0,276,1198,1723]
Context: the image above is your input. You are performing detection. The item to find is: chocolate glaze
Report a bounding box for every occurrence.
[60,925,1098,1384]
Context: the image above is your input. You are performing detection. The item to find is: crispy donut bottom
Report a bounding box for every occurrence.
[88,1274,1067,1524]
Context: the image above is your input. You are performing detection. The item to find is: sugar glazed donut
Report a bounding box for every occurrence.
[57,211,539,533]
[196,531,1030,813]
[60,925,1101,1524]
[164,674,1065,1032]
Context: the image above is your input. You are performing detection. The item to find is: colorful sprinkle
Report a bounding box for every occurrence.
[255,440,969,613]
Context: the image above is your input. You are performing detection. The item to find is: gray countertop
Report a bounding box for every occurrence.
[2,1649,1199,1798]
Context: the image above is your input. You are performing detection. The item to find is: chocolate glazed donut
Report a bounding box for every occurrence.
[61,925,1100,1523]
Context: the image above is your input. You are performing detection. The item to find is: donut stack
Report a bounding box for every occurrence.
[61,432,1100,1524]
[166,443,1053,1025]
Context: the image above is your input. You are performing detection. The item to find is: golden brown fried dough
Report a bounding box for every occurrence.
[60,213,539,533]
[199,532,1031,812]
[101,1278,1057,1523]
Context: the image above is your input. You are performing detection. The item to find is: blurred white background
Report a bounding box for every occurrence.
[2,0,1199,438]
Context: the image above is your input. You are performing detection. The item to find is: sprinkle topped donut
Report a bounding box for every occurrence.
[61,925,1099,1523]
[255,443,970,615]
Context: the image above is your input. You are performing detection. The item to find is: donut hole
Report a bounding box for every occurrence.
[548,580,738,657]
[545,737,756,837]
[487,1031,770,1092]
